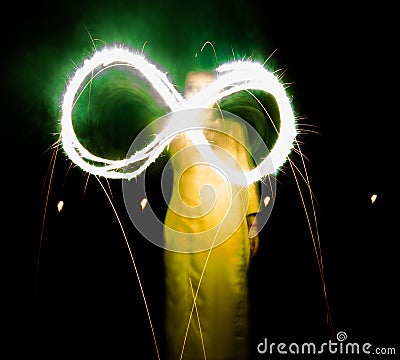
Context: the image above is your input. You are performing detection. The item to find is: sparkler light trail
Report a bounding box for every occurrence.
[40,40,338,360]
[59,44,297,182]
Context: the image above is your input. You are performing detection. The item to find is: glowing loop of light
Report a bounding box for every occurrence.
[60,45,297,183]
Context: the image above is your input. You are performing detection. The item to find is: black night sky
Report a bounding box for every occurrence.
[3,1,398,358]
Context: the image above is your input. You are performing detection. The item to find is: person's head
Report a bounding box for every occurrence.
[184,70,222,129]
[184,71,215,99]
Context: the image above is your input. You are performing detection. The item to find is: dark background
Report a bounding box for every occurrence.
[3,0,397,358]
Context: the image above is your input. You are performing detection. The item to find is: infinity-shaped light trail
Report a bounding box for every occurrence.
[60,44,297,183]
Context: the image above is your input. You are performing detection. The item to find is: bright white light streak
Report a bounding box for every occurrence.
[140,198,148,210]
[57,200,64,213]
[60,45,298,184]
[371,194,377,204]
[263,196,271,207]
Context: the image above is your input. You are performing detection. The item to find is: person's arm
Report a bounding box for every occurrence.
[232,122,261,257]
[246,175,261,257]
[247,212,260,257]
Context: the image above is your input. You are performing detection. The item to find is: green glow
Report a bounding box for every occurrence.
[11,0,286,147]
[72,66,168,159]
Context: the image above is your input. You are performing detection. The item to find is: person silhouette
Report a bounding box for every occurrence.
[163,70,260,360]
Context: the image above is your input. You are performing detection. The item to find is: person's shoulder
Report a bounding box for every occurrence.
[224,120,247,142]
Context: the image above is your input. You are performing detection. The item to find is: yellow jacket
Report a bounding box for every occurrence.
[164,118,259,360]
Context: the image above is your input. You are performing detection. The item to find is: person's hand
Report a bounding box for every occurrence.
[247,214,260,257]
[249,233,260,257]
